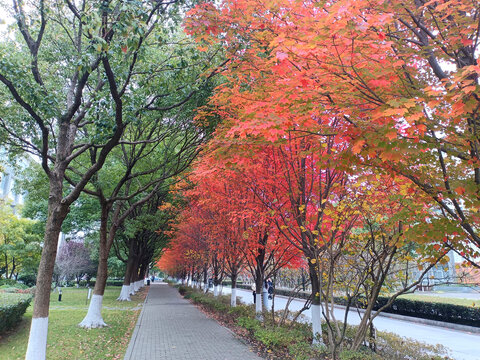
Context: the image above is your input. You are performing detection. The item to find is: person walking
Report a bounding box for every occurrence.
[251,282,256,303]
[267,279,273,300]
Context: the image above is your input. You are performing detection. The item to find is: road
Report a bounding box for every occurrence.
[218,286,480,360]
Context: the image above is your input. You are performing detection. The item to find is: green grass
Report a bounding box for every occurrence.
[398,293,479,307]
[0,286,146,360]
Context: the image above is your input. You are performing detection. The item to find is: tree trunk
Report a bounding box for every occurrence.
[129,256,139,294]
[9,257,16,279]
[309,264,324,345]
[255,264,264,317]
[4,253,8,280]
[203,266,208,293]
[213,258,220,296]
[118,245,135,301]
[26,179,68,360]
[230,273,237,307]
[79,200,111,327]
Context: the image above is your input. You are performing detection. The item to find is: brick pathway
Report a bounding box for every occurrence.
[124,283,262,360]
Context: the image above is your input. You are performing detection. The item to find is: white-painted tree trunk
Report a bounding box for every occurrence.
[255,293,263,320]
[311,304,324,344]
[79,295,107,328]
[213,285,219,296]
[134,280,141,292]
[25,317,48,360]
[255,294,262,314]
[262,289,269,309]
[203,282,208,293]
[230,288,237,307]
[129,282,136,295]
[117,285,131,301]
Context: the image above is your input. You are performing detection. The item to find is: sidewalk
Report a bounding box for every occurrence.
[124,283,261,360]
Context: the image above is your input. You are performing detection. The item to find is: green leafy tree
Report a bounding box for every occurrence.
[0,200,42,280]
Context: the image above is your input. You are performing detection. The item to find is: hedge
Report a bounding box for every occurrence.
[0,279,18,287]
[0,293,32,334]
[237,284,480,327]
[373,296,480,327]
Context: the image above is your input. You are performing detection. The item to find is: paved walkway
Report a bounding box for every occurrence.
[124,283,261,360]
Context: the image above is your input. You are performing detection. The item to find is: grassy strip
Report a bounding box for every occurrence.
[0,286,146,360]
[179,285,451,360]
[399,294,479,308]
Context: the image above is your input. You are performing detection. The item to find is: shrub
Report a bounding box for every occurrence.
[254,326,305,349]
[237,316,261,333]
[0,279,18,287]
[288,341,325,360]
[373,296,480,327]
[0,293,32,334]
[339,349,376,360]
[0,283,29,290]
[17,274,37,287]
[178,285,188,296]
[375,331,450,360]
[228,304,254,318]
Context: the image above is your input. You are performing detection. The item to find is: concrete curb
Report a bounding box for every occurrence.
[123,288,149,360]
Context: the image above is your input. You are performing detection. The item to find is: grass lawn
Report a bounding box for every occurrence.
[398,293,479,307]
[0,286,147,360]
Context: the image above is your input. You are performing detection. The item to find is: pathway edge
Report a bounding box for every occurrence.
[123,288,149,360]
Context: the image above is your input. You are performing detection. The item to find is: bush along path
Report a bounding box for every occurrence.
[179,285,452,360]
[0,286,146,360]
[124,282,261,360]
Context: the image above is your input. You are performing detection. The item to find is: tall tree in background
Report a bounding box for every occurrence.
[0,200,42,280]
[55,240,95,285]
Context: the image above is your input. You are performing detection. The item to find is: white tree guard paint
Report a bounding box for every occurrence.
[134,280,141,292]
[230,288,237,307]
[213,285,219,296]
[255,294,262,314]
[25,317,48,360]
[79,294,107,328]
[203,282,208,293]
[117,285,131,301]
[129,283,136,295]
[311,304,324,344]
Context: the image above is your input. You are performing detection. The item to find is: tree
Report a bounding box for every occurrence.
[0,200,42,280]
[78,111,202,327]
[55,240,95,286]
